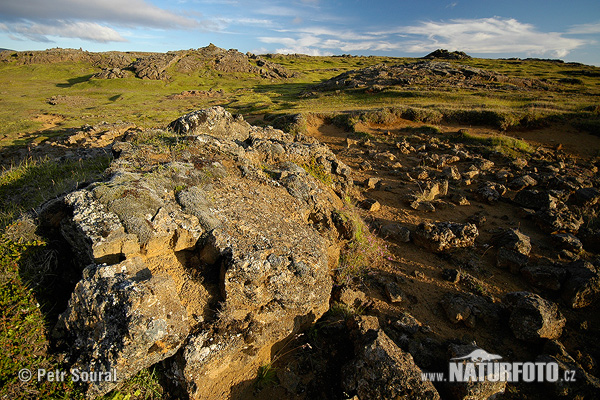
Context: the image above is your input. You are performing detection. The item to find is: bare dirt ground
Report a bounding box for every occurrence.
[303,115,600,397]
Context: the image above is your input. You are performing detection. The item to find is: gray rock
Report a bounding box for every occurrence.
[342,316,440,400]
[561,261,600,308]
[41,108,348,399]
[504,292,566,341]
[441,268,461,283]
[552,233,583,252]
[361,198,381,212]
[476,182,506,204]
[61,190,140,265]
[414,221,479,253]
[493,229,531,273]
[535,205,583,233]
[439,293,504,329]
[380,222,411,242]
[54,258,190,397]
[513,189,558,210]
[574,187,600,207]
[384,281,405,303]
[443,165,462,181]
[521,265,568,291]
[392,312,423,335]
[537,340,600,399]
[168,106,251,140]
[509,174,538,191]
[447,344,507,400]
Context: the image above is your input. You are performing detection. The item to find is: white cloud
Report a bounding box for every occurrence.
[399,18,585,57]
[0,0,200,43]
[0,0,198,29]
[262,16,585,58]
[568,22,600,35]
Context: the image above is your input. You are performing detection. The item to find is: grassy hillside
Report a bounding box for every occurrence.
[1,52,598,151]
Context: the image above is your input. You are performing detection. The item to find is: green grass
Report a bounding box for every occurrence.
[335,206,392,284]
[302,159,334,186]
[2,54,598,150]
[453,130,533,158]
[0,156,112,229]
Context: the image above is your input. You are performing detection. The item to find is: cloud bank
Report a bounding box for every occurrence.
[0,0,199,43]
[262,17,586,58]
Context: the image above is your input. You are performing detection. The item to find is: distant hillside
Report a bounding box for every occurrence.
[0,44,297,80]
[0,48,13,52]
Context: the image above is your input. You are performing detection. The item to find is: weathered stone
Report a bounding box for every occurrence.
[414,221,479,253]
[446,344,507,400]
[493,229,531,273]
[552,232,583,252]
[509,174,538,191]
[440,293,504,330]
[342,316,440,400]
[54,258,190,397]
[574,187,600,207]
[379,222,411,242]
[384,281,405,303]
[442,165,461,180]
[521,265,568,291]
[504,292,566,341]
[61,190,140,265]
[42,108,349,399]
[476,182,507,204]
[440,295,473,325]
[537,340,600,399]
[361,198,381,212]
[374,151,396,162]
[535,205,583,233]
[339,287,368,309]
[168,106,251,140]
[441,268,461,283]
[475,158,495,171]
[392,312,423,335]
[513,189,558,210]
[561,261,600,308]
[363,177,381,189]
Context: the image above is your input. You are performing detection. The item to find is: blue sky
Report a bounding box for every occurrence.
[1,0,599,65]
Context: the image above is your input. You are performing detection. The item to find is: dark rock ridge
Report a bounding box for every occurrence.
[423,49,472,60]
[313,61,550,92]
[38,107,350,398]
[0,44,296,81]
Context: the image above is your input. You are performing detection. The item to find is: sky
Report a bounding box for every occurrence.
[1,0,599,65]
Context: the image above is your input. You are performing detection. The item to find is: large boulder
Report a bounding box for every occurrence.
[504,292,566,341]
[42,107,352,399]
[54,258,190,397]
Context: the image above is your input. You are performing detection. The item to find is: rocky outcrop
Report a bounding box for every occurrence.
[414,221,479,253]
[1,45,296,81]
[312,61,550,93]
[40,107,351,399]
[423,49,472,60]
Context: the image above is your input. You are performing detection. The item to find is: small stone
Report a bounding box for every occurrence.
[361,198,381,212]
[384,281,405,303]
[441,268,460,283]
[364,177,381,189]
